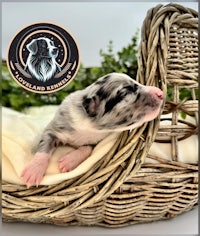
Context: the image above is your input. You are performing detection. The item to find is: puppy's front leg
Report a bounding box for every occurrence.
[21,152,50,188]
[59,146,93,173]
[21,129,57,187]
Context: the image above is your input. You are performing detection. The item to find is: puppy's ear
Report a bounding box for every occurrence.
[26,39,38,55]
[82,95,100,117]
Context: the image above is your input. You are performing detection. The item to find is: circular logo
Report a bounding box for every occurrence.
[7,22,80,93]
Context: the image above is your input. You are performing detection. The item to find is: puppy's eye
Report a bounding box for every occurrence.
[117,85,138,96]
[50,41,54,46]
[125,85,138,93]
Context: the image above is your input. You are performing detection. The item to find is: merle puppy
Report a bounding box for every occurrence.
[21,73,163,187]
[24,37,61,82]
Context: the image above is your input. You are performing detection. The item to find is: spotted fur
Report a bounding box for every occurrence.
[21,73,163,187]
[36,72,163,152]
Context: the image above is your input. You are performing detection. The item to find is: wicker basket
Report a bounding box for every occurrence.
[2,3,198,227]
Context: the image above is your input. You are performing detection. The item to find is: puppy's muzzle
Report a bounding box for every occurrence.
[144,86,164,108]
[50,47,59,58]
[145,86,163,99]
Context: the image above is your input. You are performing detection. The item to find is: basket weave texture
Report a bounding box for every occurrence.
[2,4,198,227]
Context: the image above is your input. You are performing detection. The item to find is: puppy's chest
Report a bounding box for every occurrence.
[56,129,109,147]
[40,61,55,74]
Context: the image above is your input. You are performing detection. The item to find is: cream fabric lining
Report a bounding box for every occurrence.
[2,106,198,185]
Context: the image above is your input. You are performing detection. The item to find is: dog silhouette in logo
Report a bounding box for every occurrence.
[24,37,61,82]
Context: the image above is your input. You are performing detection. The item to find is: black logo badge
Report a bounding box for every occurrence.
[7,22,80,93]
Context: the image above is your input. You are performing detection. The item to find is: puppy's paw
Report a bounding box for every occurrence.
[59,154,78,173]
[58,146,92,173]
[21,153,49,188]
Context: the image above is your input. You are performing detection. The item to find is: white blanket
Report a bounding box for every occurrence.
[2,106,198,185]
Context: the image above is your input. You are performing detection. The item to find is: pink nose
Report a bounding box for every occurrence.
[145,86,164,100]
[156,90,163,100]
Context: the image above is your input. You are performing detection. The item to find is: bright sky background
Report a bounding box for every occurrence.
[2,1,198,67]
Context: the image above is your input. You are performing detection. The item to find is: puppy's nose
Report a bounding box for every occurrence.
[156,90,163,100]
[52,48,58,54]
[145,86,164,100]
